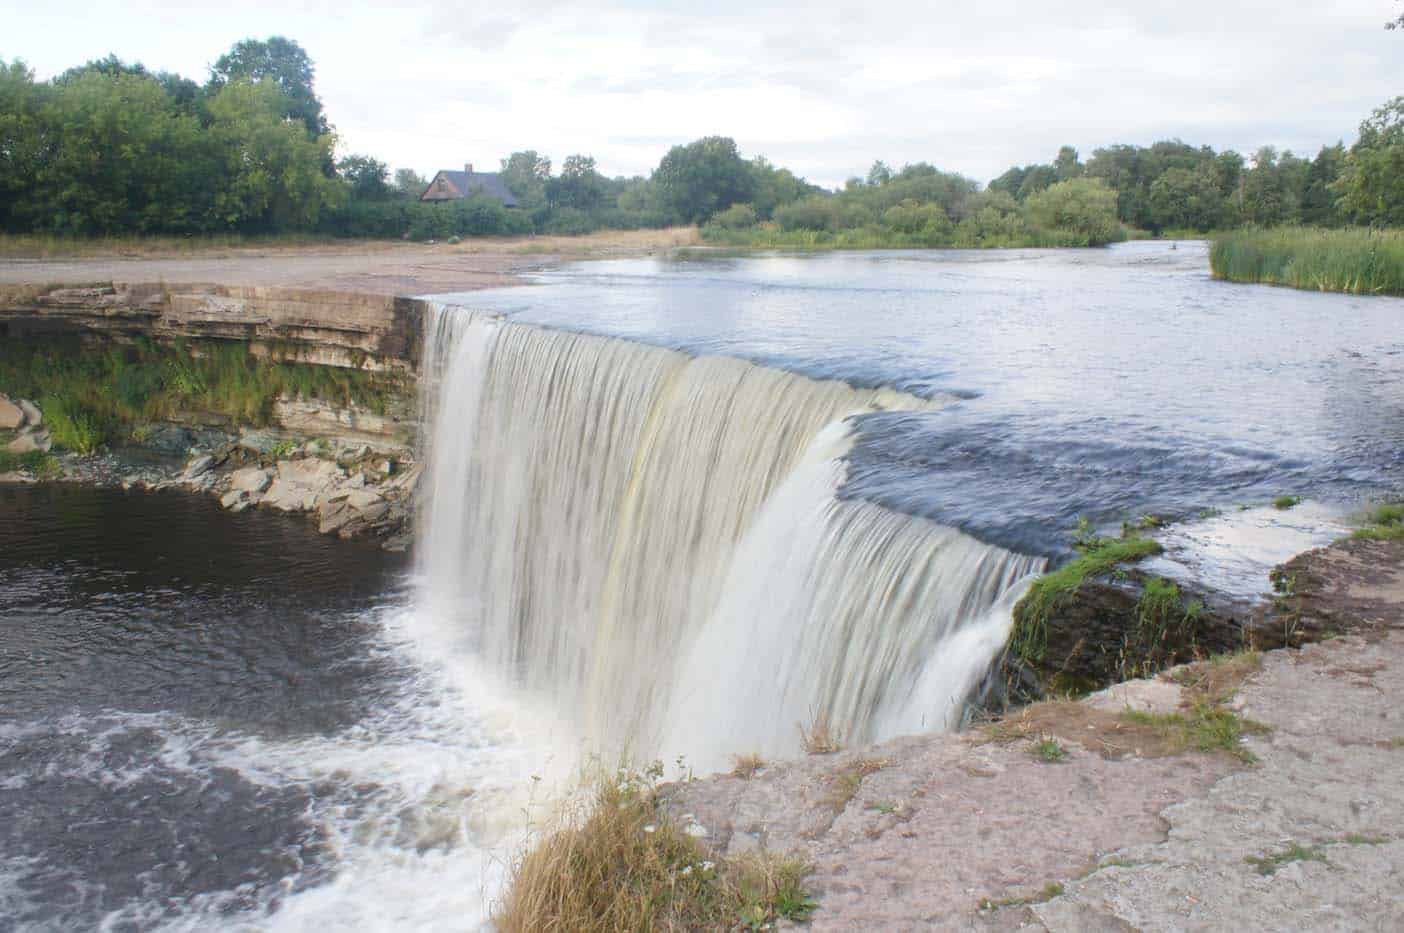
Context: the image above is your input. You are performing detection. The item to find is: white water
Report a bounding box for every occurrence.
[416,302,1045,771]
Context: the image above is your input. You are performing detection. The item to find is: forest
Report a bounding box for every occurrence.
[1,37,1400,245]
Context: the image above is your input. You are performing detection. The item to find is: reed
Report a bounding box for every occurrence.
[1209,227,1404,296]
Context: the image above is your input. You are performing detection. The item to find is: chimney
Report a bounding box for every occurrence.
[465,162,474,175]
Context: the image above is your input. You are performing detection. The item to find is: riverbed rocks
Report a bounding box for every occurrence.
[1,395,50,453]
[0,396,22,430]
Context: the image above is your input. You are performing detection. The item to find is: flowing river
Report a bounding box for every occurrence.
[3,242,1401,929]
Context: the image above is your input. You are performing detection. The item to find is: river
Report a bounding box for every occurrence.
[3,242,1401,929]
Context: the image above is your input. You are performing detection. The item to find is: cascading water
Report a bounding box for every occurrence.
[417,301,1045,771]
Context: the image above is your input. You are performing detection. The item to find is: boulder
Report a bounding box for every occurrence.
[229,467,273,494]
[263,457,346,512]
[182,455,215,479]
[7,429,52,454]
[0,397,22,431]
[345,488,384,511]
[16,399,41,428]
[220,489,248,510]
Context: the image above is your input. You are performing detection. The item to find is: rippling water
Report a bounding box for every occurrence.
[0,486,553,931]
[444,242,1404,555]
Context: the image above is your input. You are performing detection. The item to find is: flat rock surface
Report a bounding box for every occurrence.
[0,229,699,296]
[665,540,1404,931]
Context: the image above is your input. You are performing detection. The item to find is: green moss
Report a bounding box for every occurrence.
[1273,495,1302,510]
[1245,842,1328,876]
[1011,536,1163,664]
[1121,702,1272,763]
[0,337,403,454]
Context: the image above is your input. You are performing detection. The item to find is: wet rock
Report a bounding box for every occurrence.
[182,455,215,479]
[7,428,52,454]
[16,399,41,427]
[237,430,282,455]
[0,397,23,430]
[220,489,249,510]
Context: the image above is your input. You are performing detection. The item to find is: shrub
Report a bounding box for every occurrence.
[710,202,758,229]
[1024,178,1124,246]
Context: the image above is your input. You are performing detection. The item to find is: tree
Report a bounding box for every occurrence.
[549,154,608,211]
[209,37,327,137]
[1334,97,1404,226]
[750,157,819,219]
[500,150,551,205]
[653,136,756,223]
[206,78,341,230]
[1388,2,1403,28]
[0,60,45,232]
[866,160,892,186]
[1146,167,1227,232]
[1024,178,1122,245]
[338,154,391,200]
[1053,145,1083,182]
[393,168,427,198]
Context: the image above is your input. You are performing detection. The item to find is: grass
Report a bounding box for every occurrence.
[1244,842,1328,876]
[979,882,1065,911]
[1030,736,1067,762]
[495,764,816,932]
[0,449,60,477]
[1210,227,1404,296]
[799,715,843,755]
[1273,495,1302,510]
[822,757,890,812]
[1121,702,1271,763]
[1351,502,1404,542]
[1121,577,1206,679]
[730,753,765,780]
[0,337,402,454]
[1010,533,1164,664]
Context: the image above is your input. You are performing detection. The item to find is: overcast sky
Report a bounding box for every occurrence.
[6,1,1401,187]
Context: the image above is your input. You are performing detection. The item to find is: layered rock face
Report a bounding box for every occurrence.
[0,282,424,373]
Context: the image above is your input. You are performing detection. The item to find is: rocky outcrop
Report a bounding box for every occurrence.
[0,283,425,373]
[1,394,52,453]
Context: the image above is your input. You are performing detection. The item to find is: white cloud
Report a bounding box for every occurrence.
[5,0,1400,187]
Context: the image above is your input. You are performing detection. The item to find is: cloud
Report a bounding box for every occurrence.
[8,0,1400,186]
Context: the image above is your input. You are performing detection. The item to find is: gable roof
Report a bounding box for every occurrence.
[426,170,519,206]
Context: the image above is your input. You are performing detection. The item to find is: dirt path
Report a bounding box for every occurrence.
[665,539,1404,930]
[0,228,702,296]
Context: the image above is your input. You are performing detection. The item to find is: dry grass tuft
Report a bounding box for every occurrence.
[1171,650,1263,705]
[495,764,815,932]
[822,757,890,813]
[799,715,843,755]
[730,753,765,780]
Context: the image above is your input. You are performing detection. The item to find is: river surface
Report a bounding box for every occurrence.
[4,243,1403,930]
[448,241,1404,555]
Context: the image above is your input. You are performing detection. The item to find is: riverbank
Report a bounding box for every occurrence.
[1210,227,1404,296]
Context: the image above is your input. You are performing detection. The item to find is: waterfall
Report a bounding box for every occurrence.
[417,302,1044,770]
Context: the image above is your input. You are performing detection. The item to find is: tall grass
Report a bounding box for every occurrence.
[1210,227,1404,296]
[0,337,402,453]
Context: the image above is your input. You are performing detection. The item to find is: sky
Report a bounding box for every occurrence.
[5,1,1401,188]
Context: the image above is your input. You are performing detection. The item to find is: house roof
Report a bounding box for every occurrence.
[429,170,519,207]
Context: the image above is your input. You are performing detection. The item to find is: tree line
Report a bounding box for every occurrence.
[0,36,1399,242]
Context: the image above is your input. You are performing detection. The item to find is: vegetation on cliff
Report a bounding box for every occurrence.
[0,337,400,453]
[497,763,814,932]
[1210,228,1404,296]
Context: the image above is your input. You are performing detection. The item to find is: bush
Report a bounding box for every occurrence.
[710,202,758,229]
[774,195,838,231]
[1024,179,1124,246]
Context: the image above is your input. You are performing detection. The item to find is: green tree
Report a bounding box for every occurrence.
[1334,97,1404,226]
[654,136,756,223]
[0,60,44,231]
[749,157,818,219]
[1300,144,1345,226]
[206,78,341,230]
[500,150,551,205]
[550,154,608,211]
[1054,145,1083,181]
[338,154,391,200]
[1146,166,1227,232]
[393,168,427,198]
[209,36,327,136]
[866,160,893,186]
[1024,178,1122,245]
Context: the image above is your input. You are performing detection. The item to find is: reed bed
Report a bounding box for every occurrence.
[1209,227,1404,296]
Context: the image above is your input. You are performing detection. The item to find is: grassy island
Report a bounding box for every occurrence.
[1210,228,1404,296]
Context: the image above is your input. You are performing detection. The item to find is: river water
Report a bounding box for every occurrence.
[4,243,1402,930]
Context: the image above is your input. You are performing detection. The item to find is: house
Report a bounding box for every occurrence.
[420,163,519,207]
